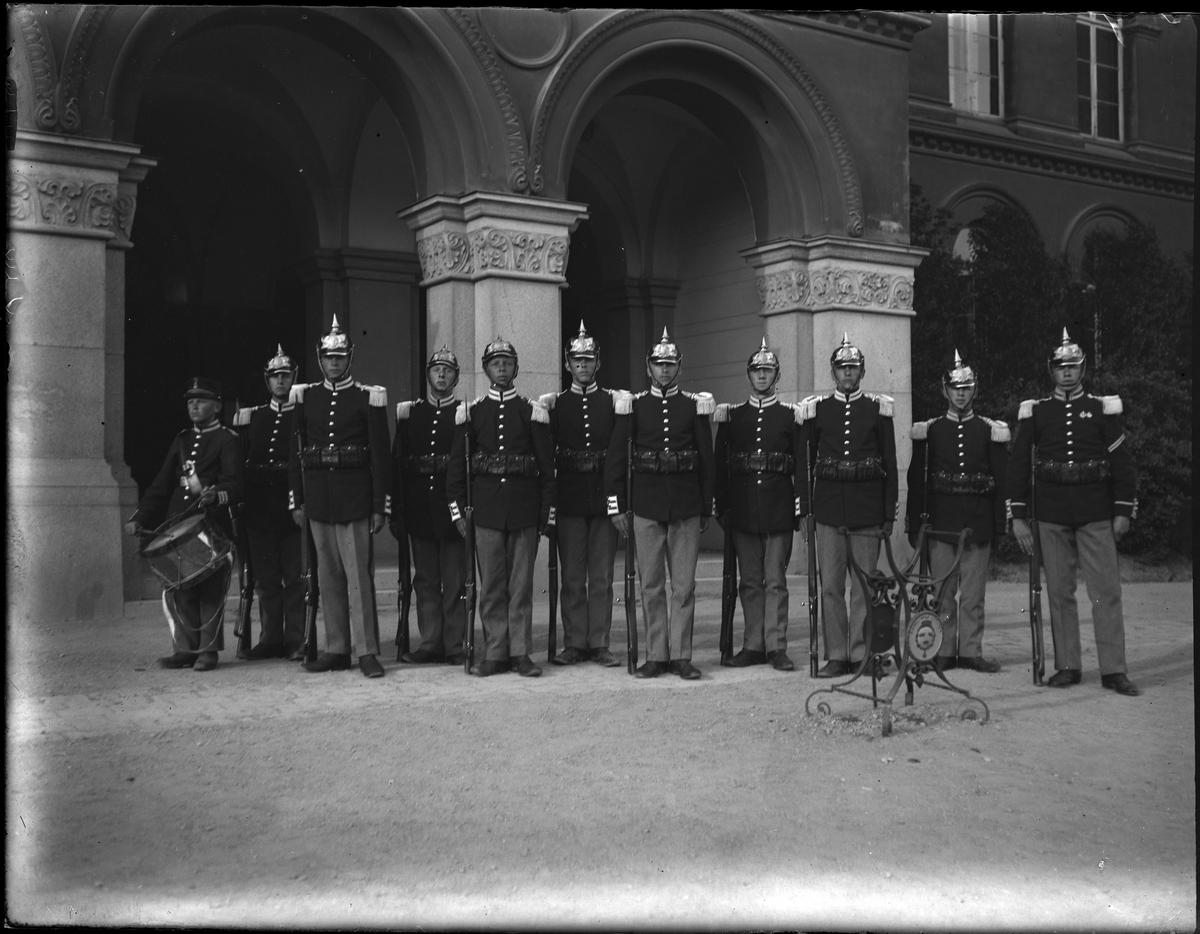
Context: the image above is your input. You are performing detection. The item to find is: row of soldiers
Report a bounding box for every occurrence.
[125,319,1140,696]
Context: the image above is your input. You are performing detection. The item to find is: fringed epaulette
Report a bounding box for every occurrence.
[396,401,414,421]
[537,392,558,411]
[982,417,1010,443]
[612,390,635,416]
[530,398,550,424]
[455,396,483,425]
[1092,394,1123,415]
[910,419,933,441]
[713,403,732,424]
[355,382,387,407]
[1017,398,1044,421]
[867,393,894,417]
[796,393,829,423]
[233,406,256,427]
[687,391,716,416]
[288,383,310,405]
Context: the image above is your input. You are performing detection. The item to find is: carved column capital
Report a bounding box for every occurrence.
[399,192,588,287]
[742,236,928,317]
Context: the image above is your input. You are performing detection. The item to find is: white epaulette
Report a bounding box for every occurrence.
[396,401,414,421]
[910,418,933,441]
[796,393,830,423]
[355,382,387,407]
[1092,394,1123,415]
[1017,398,1045,421]
[233,406,256,427]
[712,403,732,424]
[530,398,550,424]
[687,391,716,416]
[866,392,894,417]
[982,417,1010,443]
[288,383,311,404]
[612,390,635,415]
[537,392,558,411]
[455,396,484,425]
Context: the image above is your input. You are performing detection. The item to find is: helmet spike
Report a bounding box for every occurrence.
[954,348,964,367]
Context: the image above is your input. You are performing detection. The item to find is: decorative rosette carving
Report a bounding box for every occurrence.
[757,268,810,312]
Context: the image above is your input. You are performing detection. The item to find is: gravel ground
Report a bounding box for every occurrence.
[6,553,1195,931]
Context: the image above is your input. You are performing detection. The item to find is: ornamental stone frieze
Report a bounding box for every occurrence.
[742,236,926,317]
[7,171,134,243]
[401,192,588,287]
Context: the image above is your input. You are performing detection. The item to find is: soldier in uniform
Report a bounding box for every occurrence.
[125,377,243,671]
[713,339,803,672]
[797,334,898,678]
[288,316,391,679]
[605,329,716,680]
[446,338,556,678]
[906,351,1009,672]
[390,346,466,666]
[233,346,306,661]
[1007,330,1139,695]
[539,323,624,668]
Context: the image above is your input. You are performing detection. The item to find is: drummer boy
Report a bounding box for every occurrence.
[125,377,244,671]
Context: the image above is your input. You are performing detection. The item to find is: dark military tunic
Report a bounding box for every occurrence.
[131,418,244,538]
[391,395,459,541]
[713,395,802,534]
[796,389,898,529]
[446,387,556,531]
[287,376,391,524]
[1007,388,1137,525]
[543,382,620,518]
[234,400,295,531]
[603,385,716,522]
[906,411,1009,545]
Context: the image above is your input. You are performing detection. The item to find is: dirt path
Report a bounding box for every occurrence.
[6,561,1195,931]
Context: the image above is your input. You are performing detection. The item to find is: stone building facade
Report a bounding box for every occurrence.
[6,9,1193,622]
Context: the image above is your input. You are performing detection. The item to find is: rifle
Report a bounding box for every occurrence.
[806,436,819,677]
[719,509,736,666]
[394,522,413,661]
[231,502,255,660]
[463,429,477,675]
[300,516,319,663]
[1028,443,1046,685]
[624,435,639,674]
[546,525,558,663]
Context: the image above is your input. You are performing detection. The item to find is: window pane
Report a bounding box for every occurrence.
[1097,102,1119,139]
[1096,29,1118,67]
[1078,97,1092,135]
[1077,22,1091,59]
[1077,60,1092,95]
[989,75,1000,116]
[1096,65,1119,104]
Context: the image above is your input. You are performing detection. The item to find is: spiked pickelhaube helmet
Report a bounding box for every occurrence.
[264,344,298,377]
[647,327,682,365]
[317,315,353,357]
[1048,327,1086,369]
[481,336,518,367]
[426,345,460,388]
[746,337,780,373]
[942,349,977,389]
[830,333,865,368]
[565,321,599,360]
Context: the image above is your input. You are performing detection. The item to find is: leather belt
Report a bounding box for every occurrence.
[730,451,794,475]
[814,455,885,482]
[1036,458,1110,485]
[403,454,450,475]
[470,453,539,477]
[302,444,371,470]
[633,450,698,474]
[930,470,995,495]
[555,449,606,474]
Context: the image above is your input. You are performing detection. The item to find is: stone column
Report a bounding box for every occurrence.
[742,236,928,561]
[400,193,589,402]
[8,131,150,621]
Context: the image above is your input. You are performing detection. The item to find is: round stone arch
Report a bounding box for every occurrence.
[941,183,1032,231]
[529,9,865,241]
[1061,204,1138,272]
[102,6,503,200]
